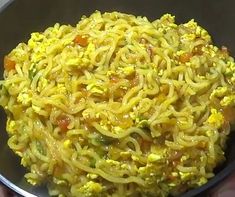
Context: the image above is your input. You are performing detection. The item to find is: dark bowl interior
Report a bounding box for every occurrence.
[1,0,235,196]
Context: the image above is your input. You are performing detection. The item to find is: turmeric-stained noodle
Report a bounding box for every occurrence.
[1,11,235,197]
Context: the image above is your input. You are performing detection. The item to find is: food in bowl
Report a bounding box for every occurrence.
[1,11,235,197]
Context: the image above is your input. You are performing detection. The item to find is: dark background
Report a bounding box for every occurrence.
[0,0,235,196]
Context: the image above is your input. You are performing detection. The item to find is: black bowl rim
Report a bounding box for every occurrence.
[0,174,36,197]
[181,159,235,197]
[0,0,13,13]
[1,160,235,197]
[0,0,235,197]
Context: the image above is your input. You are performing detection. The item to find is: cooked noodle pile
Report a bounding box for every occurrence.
[1,11,235,197]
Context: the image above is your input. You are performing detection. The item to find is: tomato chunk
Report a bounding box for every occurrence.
[74,35,88,47]
[4,56,16,71]
[56,115,70,132]
[179,52,192,63]
[192,44,204,56]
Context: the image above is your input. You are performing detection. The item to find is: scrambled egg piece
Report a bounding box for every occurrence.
[129,111,137,120]
[158,69,164,76]
[131,155,140,161]
[17,87,32,106]
[106,159,120,165]
[147,153,162,162]
[225,61,235,85]
[181,33,196,42]
[11,43,29,63]
[21,156,28,167]
[106,70,115,76]
[138,166,147,175]
[120,163,128,169]
[202,45,218,58]
[63,139,71,148]
[210,86,235,107]
[207,108,224,128]
[176,50,186,56]
[28,32,44,47]
[15,151,23,157]
[171,172,178,178]
[87,173,98,179]
[150,146,166,162]
[112,126,122,133]
[225,60,235,75]
[65,52,84,66]
[84,43,95,59]
[28,32,47,62]
[25,171,42,186]
[121,66,135,75]
[180,155,189,162]
[28,25,75,63]
[78,181,103,196]
[153,14,177,30]
[183,20,197,30]
[197,177,208,186]
[220,95,235,106]
[27,178,38,186]
[183,20,211,41]
[65,43,95,68]
[57,83,67,94]
[53,177,67,185]
[210,87,228,99]
[32,105,41,113]
[7,119,16,134]
[86,83,107,95]
[179,172,192,181]
[82,108,98,120]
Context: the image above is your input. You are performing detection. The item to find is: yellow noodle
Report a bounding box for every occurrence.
[0,11,235,197]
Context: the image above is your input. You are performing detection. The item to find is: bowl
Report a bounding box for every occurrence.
[0,0,235,196]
